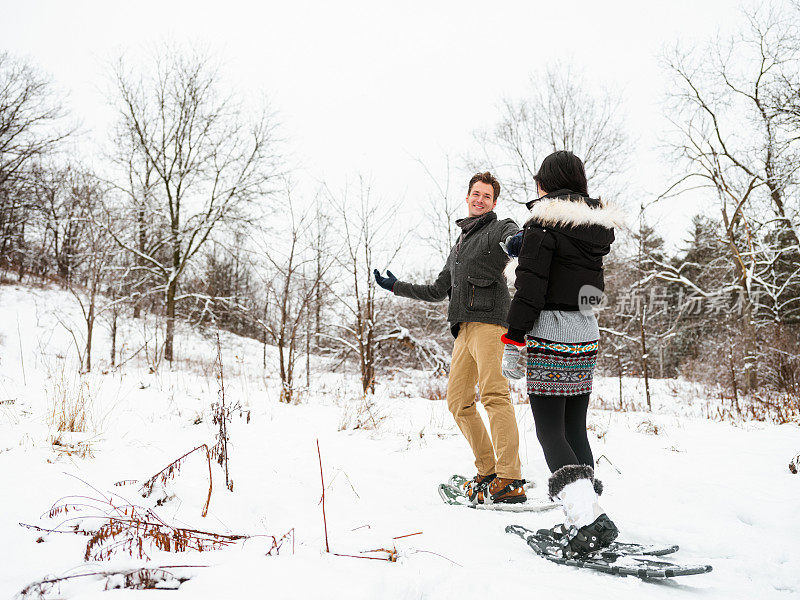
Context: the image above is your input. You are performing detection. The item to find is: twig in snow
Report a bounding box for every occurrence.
[322,468,361,500]
[265,528,295,556]
[359,547,398,561]
[393,531,423,540]
[596,454,622,474]
[408,549,463,567]
[16,566,200,597]
[332,552,394,562]
[19,522,93,536]
[17,314,26,385]
[113,479,138,487]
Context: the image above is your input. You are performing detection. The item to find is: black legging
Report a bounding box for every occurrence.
[529,393,593,473]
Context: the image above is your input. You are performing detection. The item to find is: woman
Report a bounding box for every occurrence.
[500,150,624,556]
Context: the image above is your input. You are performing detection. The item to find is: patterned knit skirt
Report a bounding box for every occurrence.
[526,336,599,396]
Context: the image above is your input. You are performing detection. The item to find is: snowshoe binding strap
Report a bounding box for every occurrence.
[489,478,526,502]
[538,523,570,540]
[464,473,496,503]
[560,514,619,558]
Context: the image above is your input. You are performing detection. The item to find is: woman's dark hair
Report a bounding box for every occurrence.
[533,151,588,196]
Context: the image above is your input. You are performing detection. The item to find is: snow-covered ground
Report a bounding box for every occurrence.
[1,283,799,599]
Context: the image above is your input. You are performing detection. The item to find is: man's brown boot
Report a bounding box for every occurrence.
[463,473,496,504]
[488,477,527,504]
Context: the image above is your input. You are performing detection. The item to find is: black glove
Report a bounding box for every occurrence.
[373,269,398,292]
[501,230,524,258]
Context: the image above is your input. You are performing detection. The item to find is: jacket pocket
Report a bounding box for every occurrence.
[465,276,497,312]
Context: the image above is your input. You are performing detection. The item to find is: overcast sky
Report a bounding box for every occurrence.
[3,0,744,264]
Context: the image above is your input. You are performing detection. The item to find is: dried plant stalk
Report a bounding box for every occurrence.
[140,444,212,517]
[84,518,246,561]
[317,439,329,552]
[393,531,423,540]
[211,331,233,492]
[266,528,295,556]
[25,478,293,565]
[17,566,201,597]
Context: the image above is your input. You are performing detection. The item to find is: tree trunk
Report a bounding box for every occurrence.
[728,333,739,414]
[86,312,94,373]
[16,221,25,282]
[262,302,268,370]
[134,204,146,319]
[57,255,70,282]
[617,350,623,409]
[640,306,651,410]
[110,310,117,368]
[165,277,176,363]
[741,299,757,393]
[305,304,311,388]
[721,193,758,394]
[278,341,289,403]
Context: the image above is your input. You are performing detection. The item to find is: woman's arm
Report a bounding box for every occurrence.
[503,226,556,343]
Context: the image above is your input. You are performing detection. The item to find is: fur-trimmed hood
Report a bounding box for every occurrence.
[526,195,625,242]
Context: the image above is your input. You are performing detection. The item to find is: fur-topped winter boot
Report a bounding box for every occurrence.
[544,465,618,557]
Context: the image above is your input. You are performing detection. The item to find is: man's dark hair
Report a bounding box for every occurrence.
[468,171,501,201]
[534,151,589,195]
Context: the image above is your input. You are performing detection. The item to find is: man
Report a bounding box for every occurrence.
[374,172,525,504]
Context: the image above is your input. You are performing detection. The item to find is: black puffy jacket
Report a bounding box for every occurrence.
[505,190,624,343]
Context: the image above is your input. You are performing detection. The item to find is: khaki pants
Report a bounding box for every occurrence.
[447,321,522,480]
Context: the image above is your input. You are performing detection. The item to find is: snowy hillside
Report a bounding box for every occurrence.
[1,283,798,599]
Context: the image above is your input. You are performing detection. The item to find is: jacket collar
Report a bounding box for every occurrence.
[524,189,590,211]
[455,210,497,233]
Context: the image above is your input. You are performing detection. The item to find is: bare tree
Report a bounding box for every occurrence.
[0,52,72,188]
[308,194,334,351]
[110,127,159,319]
[249,187,334,403]
[61,173,126,372]
[0,52,72,274]
[415,154,462,263]
[103,45,280,363]
[471,62,629,205]
[662,3,800,391]
[378,156,456,373]
[30,164,96,284]
[323,178,404,394]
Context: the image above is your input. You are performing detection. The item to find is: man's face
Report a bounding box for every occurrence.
[466,181,497,217]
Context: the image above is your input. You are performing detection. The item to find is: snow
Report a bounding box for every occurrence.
[1,283,799,599]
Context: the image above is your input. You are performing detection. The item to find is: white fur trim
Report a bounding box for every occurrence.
[504,257,519,286]
[527,197,626,229]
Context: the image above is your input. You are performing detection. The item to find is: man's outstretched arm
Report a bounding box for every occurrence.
[375,264,451,302]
